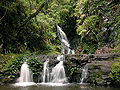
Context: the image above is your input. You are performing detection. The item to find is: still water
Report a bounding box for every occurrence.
[0,84,120,90]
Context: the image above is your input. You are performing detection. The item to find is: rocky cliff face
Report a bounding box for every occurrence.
[64,54,119,85]
[1,53,119,85]
[87,61,112,85]
[34,53,119,85]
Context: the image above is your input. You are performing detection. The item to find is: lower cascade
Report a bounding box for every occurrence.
[42,55,67,84]
[50,61,67,83]
[14,62,35,86]
[18,62,33,82]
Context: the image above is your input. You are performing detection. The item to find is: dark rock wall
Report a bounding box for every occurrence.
[87,61,112,85]
[34,53,119,85]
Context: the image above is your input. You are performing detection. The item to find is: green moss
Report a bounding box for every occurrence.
[76,70,81,74]
[0,54,16,69]
[89,64,100,69]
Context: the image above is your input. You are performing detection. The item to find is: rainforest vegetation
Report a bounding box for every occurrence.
[0,0,120,54]
[0,0,120,85]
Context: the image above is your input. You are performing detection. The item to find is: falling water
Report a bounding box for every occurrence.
[43,59,49,83]
[50,61,67,83]
[18,62,33,82]
[57,55,64,61]
[80,65,88,84]
[14,62,35,86]
[42,25,74,84]
[57,25,75,54]
[49,25,73,83]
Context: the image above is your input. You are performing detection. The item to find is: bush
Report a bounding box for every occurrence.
[109,58,120,86]
[27,57,43,82]
[0,54,25,83]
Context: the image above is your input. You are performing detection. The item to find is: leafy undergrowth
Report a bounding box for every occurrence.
[109,57,120,86]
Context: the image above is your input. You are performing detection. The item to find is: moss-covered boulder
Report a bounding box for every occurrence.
[87,61,112,85]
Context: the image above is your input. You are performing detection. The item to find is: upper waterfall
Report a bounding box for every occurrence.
[57,25,75,54]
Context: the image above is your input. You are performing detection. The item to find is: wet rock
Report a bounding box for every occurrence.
[87,61,113,85]
[13,53,120,85]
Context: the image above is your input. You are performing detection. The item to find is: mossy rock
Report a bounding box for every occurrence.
[88,64,103,84]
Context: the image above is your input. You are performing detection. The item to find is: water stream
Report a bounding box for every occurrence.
[43,59,49,83]
[50,61,67,83]
[57,25,74,54]
[14,62,35,86]
[80,65,88,84]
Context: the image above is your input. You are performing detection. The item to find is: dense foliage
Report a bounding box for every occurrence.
[0,0,76,54]
[0,0,120,54]
[75,0,120,53]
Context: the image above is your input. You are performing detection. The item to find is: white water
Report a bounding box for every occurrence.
[80,65,88,84]
[57,25,75,54]
[57,55,64,61]
[42,25,75,85]
[57,25,69,44]
[50,61,67,83]
[49,25,73,84]
[48,26,72,84]
[14,62,35,86]
[42,56,67,84]
[43,59,49,83]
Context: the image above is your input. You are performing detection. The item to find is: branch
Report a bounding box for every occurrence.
[0,9,7,21]
[20,2,45,28]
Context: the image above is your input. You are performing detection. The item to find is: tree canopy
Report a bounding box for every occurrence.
[0,0,120,54]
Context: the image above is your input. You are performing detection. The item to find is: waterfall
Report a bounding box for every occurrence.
[42,56,67,84]
[80,65,88,84]
[43,59,49,83]
[42,25,74,84]
[50,61,67,83]
[57,25,75,54]
[57,55,64,61]
[18,62,33,82]
[49,25,73,83]
[14,62,35,86]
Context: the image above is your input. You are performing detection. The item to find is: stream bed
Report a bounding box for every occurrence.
[0,84,120,90]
